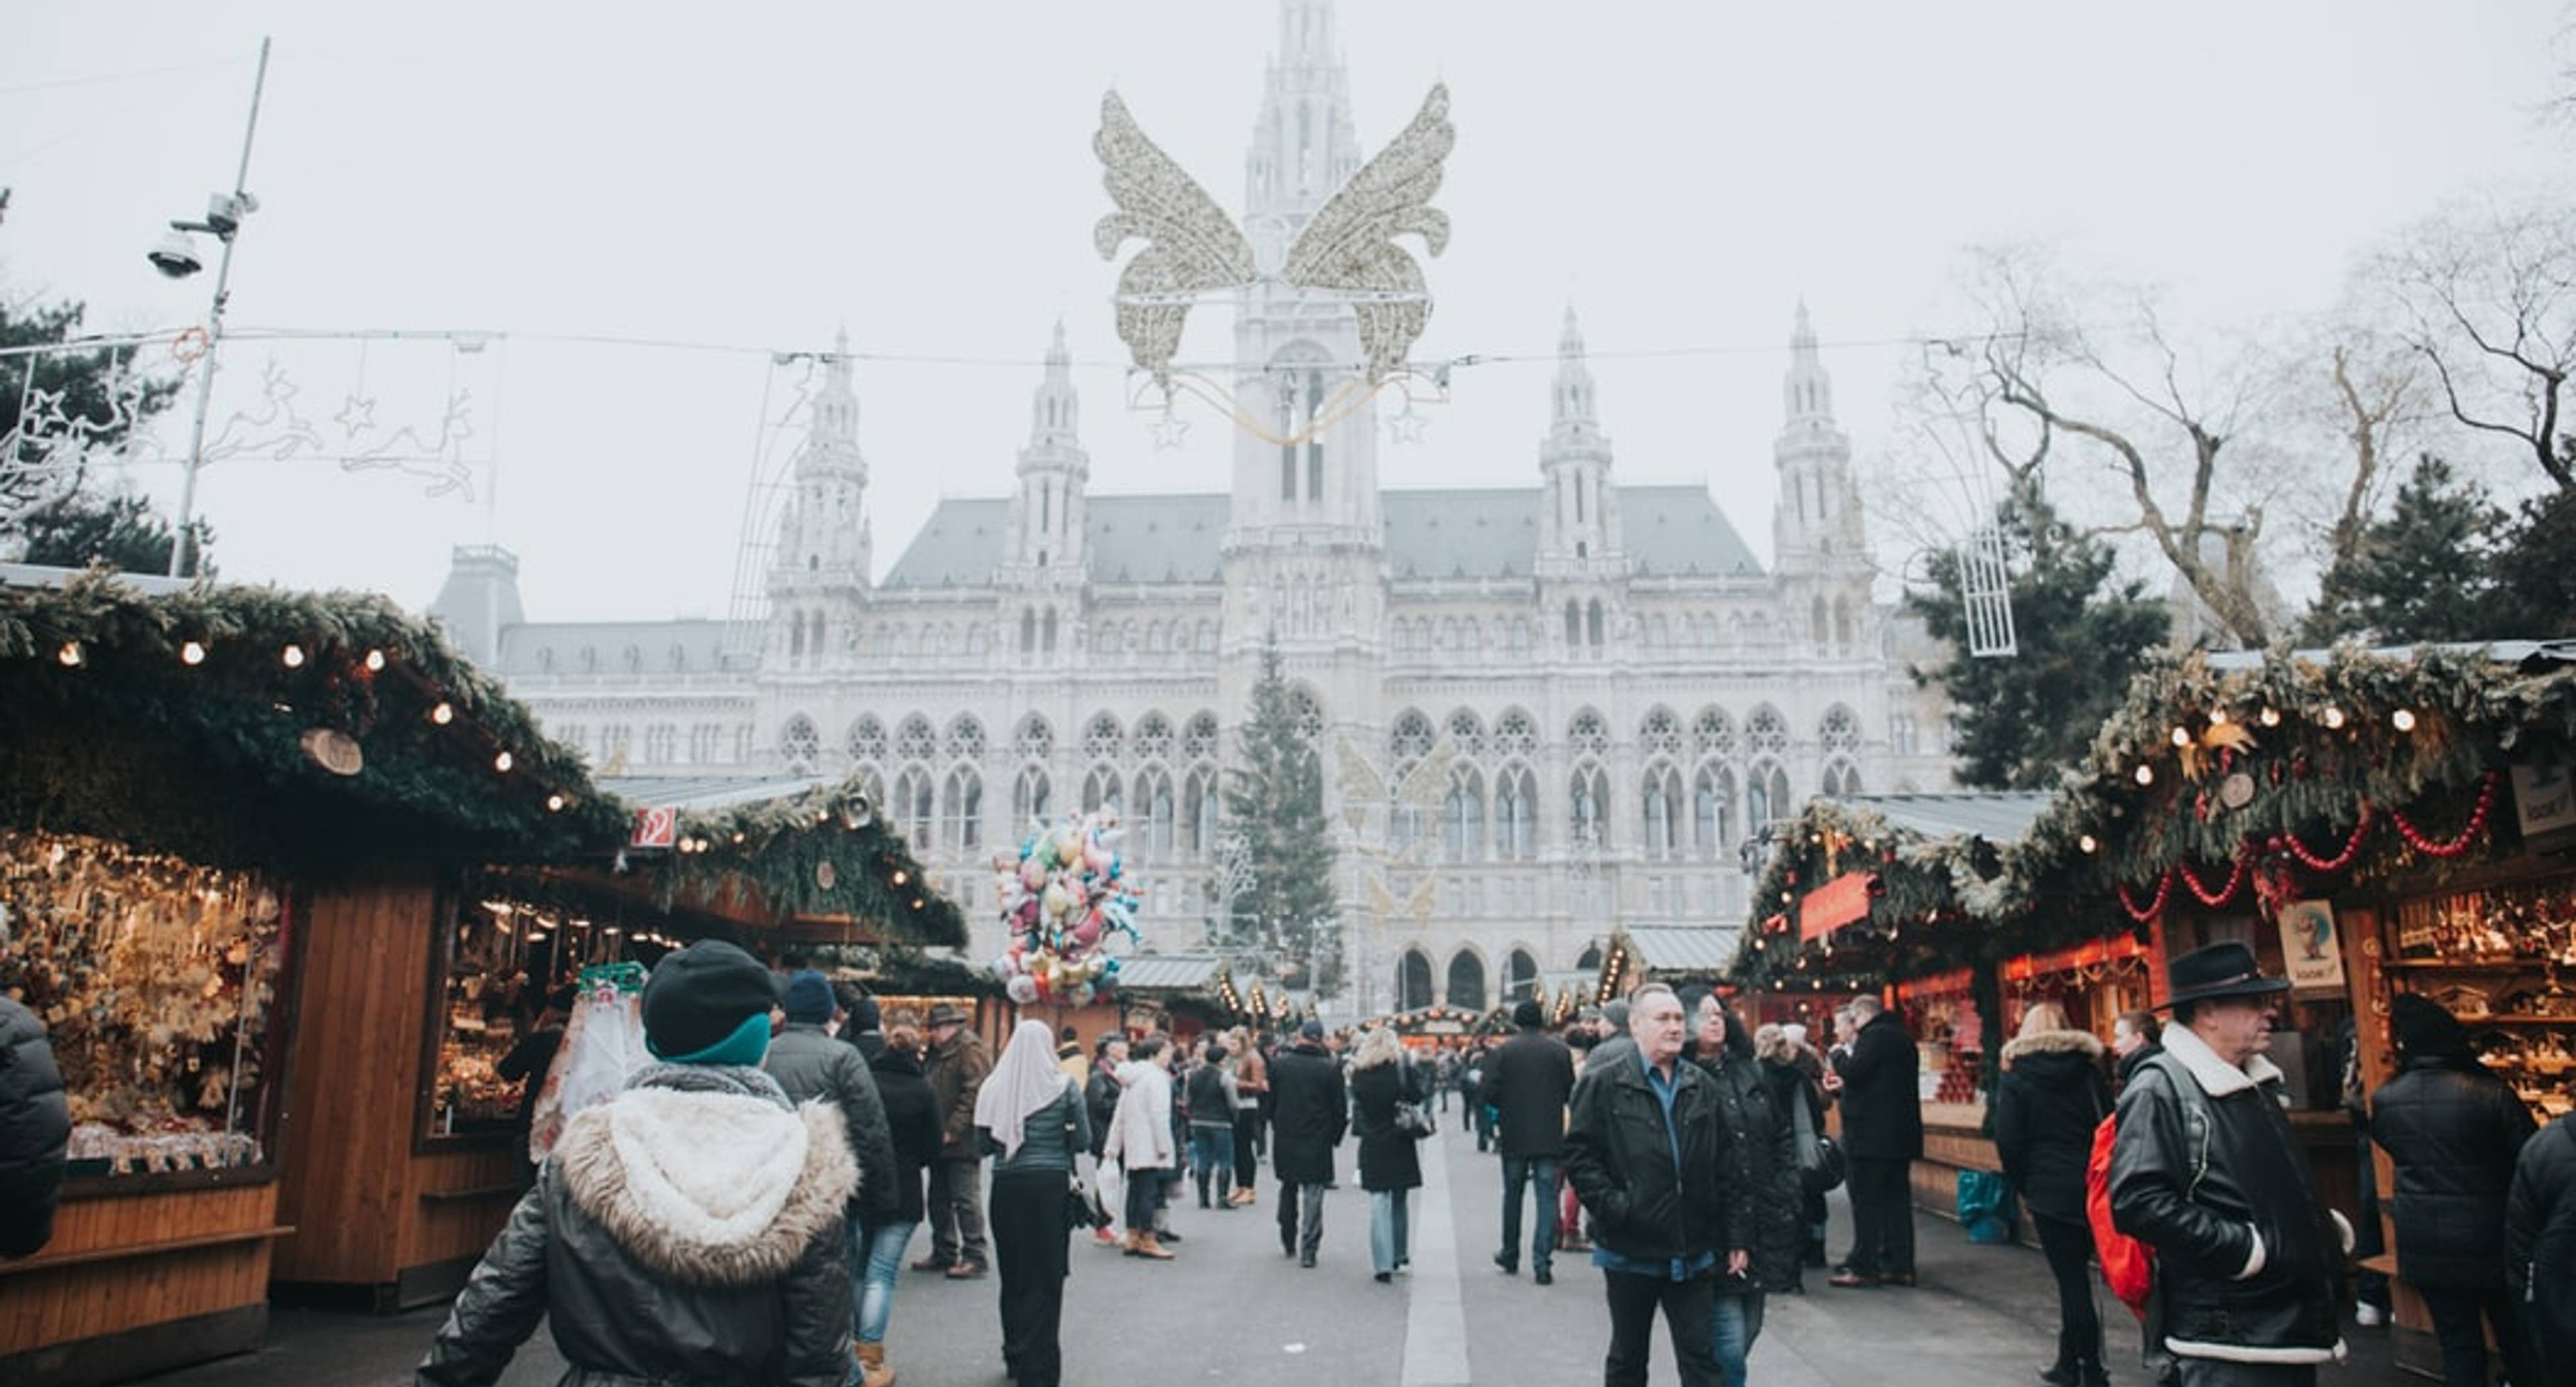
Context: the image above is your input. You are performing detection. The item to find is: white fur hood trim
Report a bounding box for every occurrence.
[2161,1023,2284,1099]
[2000,1028,2105,1068]
[557,1087,856,1285]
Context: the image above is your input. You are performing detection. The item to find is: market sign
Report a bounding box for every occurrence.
[2275,899,2347,995]
[631,806,678,850]
[2512,755,2576,843]
[1799,871,1880,944]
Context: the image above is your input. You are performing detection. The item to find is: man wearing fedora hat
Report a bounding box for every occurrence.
[2108,942,2352,1386]
[919,1002,993,1278]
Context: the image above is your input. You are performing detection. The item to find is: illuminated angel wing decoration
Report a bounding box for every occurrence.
[1334,734,1389,832]
[1392,737,1460,818]
[1403,874,1438,921]
[1279,83,1454,382]
[1364,875,1401,920]
[1093,92,1258,388]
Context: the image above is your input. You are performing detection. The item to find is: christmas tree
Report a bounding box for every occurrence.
[1221,638,1342,997]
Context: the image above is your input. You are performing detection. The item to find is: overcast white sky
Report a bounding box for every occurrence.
[2,2,2567,621]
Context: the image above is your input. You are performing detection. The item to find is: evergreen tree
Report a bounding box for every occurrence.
[1220,638,1342,997]
[1,190,193,571]
[2303,455,2506,644]
[1906,480,2169,790]
[2487,456,2576,639]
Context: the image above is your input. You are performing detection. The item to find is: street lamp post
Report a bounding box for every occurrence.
[158,37,272,578]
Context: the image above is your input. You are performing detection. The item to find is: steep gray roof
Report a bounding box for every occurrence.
[598,773,826,812]
[491,619,741,677]
[880,484,1764,589]
[1112,952,1228,993]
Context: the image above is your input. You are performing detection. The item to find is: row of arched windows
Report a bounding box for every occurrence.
[1393,946,1543,1012]
[1381,598,1872,663]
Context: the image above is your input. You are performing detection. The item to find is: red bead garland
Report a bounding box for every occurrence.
[2388,773,2500,860]
[2118,869,2174,924]
[2282,808,2373,874]
[2178,854,2249,908]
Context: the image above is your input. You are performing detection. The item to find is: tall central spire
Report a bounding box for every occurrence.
[1245,0,1360,229]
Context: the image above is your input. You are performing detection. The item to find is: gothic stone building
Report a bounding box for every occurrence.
[428,1,1954,1017]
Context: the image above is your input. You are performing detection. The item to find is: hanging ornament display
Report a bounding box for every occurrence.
[2390,772,2500,860]
[988,809,1144,1006]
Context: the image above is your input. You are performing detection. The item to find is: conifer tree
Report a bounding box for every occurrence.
[1907,480,2169,790]
[2304,455,2506,644]
[1221,638,1342,996]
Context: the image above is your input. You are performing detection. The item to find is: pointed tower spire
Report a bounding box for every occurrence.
[1008,320,1089,581]
[1538,304,1619,575]
[1783,298,1833,427]
[1551,304,1600,438]
[1245,0,1360,227]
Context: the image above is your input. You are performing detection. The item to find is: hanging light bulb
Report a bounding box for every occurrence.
[364,648,387,673]
[2134,764,2156,786]
[2259,707,2282,728]
[2322,705,2347,730]
[2170,726,2191,748]
[281,643,306,669]
[56,641,83,667]
[891,869,909,887]
[494,750,514,773]
[546,793,568,813]
[2208,707,2230,726]
[180,640,207,666]
[2392,708,2418,732]
[2079,833,2100,854]
[431,702,455,726]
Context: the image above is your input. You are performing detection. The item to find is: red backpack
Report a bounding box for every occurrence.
[2084,1057,2210,1322]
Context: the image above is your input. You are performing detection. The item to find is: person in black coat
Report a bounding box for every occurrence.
[2507,1109,2576,1387]
[1269,1021,1347,1267]
[1486,997,1577,1282]
[1825,997,1921,1286]
[857,1019,942,1387]
[1347,1028,1424,1282]
[2366,993,2539,1387]
[1993,1002,2113,1387]
[1683,990,1799,1387]
[0,994,70,1259]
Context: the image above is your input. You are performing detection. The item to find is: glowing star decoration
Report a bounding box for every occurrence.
[333,394,378,439]
[1385,404,1428,444]
[1148,402,1191,450]
[1093,84,1456,386]
[2,352,163,525]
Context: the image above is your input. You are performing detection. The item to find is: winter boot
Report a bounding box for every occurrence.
[1128,1230,1177,1260]
[1215,1172,1232,1208]
[1196,1172,1212,1208]
[855,1342,895,1387]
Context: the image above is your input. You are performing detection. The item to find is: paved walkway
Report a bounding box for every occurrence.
[138,1117,2420,1386]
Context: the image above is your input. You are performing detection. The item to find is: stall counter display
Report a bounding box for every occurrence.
[427,899,542,1138]
[2385,874,2576,1124]
[0,829,284,1174]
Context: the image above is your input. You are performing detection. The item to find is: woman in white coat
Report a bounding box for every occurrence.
[1102,1034,1178,1260]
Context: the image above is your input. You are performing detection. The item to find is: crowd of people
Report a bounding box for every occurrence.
[17,932,2528,1386]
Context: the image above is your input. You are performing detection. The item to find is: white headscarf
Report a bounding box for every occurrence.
[974,1019,1072,1158]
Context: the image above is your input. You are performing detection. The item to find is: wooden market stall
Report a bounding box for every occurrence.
[0,567,620,1382]
[2038,643,2576,1378]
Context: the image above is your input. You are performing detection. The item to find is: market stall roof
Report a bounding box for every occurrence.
[0,565,620,871]
[2203,640,2576,672]
[1112,953,1226,992]
[1621,925,1743,975]
[1839,791,2053,844]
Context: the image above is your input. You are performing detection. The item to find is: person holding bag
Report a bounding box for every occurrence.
[975,1020,1091,1387]
[1348,1027,1425,1283]
[1993,1001,2114,1387]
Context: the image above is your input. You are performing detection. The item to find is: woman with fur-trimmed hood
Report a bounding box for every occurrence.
[1993,1001,2113,1387]
[419,942,856,1387]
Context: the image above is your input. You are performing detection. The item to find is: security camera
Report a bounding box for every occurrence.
[148,230,203,279]
[203,192,256,236]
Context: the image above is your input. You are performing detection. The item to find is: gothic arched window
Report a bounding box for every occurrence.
[1182,712,1220,763]
[1694,765,1737,856]
[1570,765,1609,848]
[1747,706,1790,757]
[1497,766,1538,860]
[1183,768,1218,856]
[1568,710,1610,758]
[1041,608,1059,655]
[1446,950,1487,1011]
[1564,600,1582,651]
[1135,768,1175,856]
[1822,761,1863,799]
[1389,709,1436,761]
[1642,764,1682,861]
[946,714,986,764]
[847,715,888,764]
[941,769,983,850]
[1397,950,1434,1012]
[1134,712,1175,763]
[1446,708,1486,759]
[1494,710,1538,759]
[894,766,935,848]
[1443,767,1486,863]
[1505,949,1540,1003]
[1694,706,1737,761]
[896,714,936,763]
[780,715,822,773]
[1015,714,1053,762]
[1083,713,1124,763]
[1013,767,1052,826]
[1587,600,1605,649]
[1641,707,1682,758]
[1747,759,1792,832]
[1820,705,1862,755]
[1081,766,1122,816]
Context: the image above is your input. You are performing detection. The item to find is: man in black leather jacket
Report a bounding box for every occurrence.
[2109,943,2350,1387]
[1564,984,1750,1387]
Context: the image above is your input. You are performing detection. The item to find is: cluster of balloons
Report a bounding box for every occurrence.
[989,810,1144,1006]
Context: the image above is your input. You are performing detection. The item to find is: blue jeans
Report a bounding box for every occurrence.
[1499,1155,1560,1273]
[1189,1125,1235,1178]
[1710,1290,1765,1387]
[855,1217,916,1345]
[1368,1188,1410,1274]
